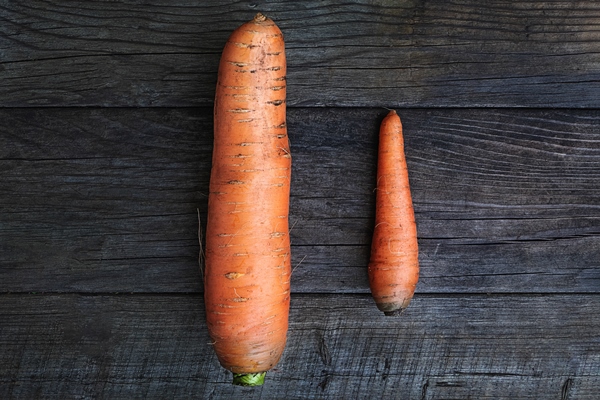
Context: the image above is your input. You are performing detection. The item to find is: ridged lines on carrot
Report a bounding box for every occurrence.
[368,110,419,317]
[205,12,290,387]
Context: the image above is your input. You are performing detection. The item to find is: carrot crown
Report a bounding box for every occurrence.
[232,372,267,386]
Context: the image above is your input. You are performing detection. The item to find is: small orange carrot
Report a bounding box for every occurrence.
[204,13,291,386]
[368,110,419,316]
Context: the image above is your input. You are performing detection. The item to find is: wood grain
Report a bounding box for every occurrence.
[1,107,598,293]
[2,1,599,398]
[3,1,600,107]
[0,293,598,399]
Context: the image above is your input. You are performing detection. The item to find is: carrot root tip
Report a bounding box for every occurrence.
[383,309,404,317]
[375,298,413,316]
[232,372,267,386]
[254,13,267,23]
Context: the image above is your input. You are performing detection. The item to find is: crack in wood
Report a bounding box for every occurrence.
[421,379,429,400]
[561,377,574,400]
[318,334,332,366]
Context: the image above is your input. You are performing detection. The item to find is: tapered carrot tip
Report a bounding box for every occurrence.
[232,372,267,386]
[382,304,408,317]
[377,297,413,316]
[253,13,267,22]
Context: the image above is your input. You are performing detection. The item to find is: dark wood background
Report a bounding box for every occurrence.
[1,1,599,399]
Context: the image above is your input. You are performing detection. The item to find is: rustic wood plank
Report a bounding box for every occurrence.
[0,108,210,292]
[3,3,597,399]
[1,107,599,293]
[0,293,598,399]
[3,1,600,107]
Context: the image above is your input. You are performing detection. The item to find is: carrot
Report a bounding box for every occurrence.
[368,110,419,316]
[204,13,291,386]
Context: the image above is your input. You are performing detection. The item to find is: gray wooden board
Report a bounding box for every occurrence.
[3,1,600,398]
[0,293,598,399]
[1,107,599,293]
[3,0,600,107]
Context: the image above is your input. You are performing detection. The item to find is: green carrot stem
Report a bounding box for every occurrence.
[232,372,267,386]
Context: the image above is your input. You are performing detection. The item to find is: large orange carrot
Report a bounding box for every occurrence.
[368,110,419,316]
[204,13,291,386]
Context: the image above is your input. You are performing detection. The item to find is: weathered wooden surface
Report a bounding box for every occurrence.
[1,294,598,399]
[1,108,598,294]
[3,0,600,107]
[2,1,600,398]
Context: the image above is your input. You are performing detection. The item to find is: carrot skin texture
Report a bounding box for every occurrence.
[205,13,290,384]
[368,110,419,316]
